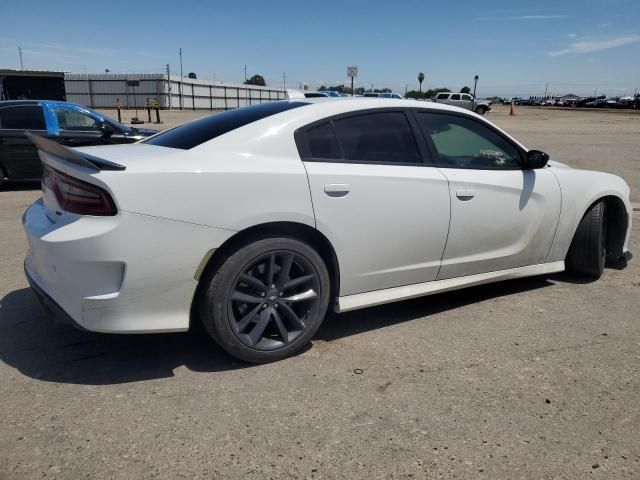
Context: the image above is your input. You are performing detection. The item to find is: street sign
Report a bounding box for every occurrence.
[347,66,358,78]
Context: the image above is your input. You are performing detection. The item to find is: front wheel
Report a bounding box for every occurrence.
[566,201,606,278]
[475,106,487,115]
[200,237,330,363]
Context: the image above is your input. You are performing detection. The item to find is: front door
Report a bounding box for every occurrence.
[48,105,118,147]
[414,110,561,279]
[298,110,451,296]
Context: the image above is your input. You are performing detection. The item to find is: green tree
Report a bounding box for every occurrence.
[405,90,424,99]
[424,87,451,99]
[461,86,471,94]
[417,72,425,92]
[244,74,266,86]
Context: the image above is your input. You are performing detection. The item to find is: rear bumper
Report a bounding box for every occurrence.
[25,263,88,331]
[22,198,234,333]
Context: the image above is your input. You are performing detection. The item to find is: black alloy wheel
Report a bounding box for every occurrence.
[200,237,330,363]
[229,250,321,350]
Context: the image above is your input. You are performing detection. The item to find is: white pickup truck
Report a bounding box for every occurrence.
[433,92,491,115]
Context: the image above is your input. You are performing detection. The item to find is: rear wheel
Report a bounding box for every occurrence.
[200,237,330,363]
[475,106,487,115]
[566,201,606,278]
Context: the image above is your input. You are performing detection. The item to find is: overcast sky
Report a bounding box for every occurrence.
[1,0,639,97]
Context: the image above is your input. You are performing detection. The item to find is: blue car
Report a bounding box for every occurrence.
[0,100,157,184]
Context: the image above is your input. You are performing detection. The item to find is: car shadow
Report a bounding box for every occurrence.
[0,181,41,192]
[0,277,553,386]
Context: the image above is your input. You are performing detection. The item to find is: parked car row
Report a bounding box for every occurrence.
[503,96,639,109]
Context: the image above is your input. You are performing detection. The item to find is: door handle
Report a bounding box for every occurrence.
[456,189,475,201]
[324,183,350,198]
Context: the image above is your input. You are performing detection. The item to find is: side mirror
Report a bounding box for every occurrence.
[525,150,549,169]
[100,122,114,138]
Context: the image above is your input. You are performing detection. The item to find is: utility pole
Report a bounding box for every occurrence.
[544,82,548,99]
[179,48,184,110]
[166,64,172,110]
[18,47,24,69]
[283,72,286,91]
[244,64,249,106]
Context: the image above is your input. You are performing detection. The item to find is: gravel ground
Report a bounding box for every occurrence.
[1,106,639,479]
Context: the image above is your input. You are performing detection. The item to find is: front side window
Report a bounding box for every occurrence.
[416,112,521,169]
[461,94,473,101]
[332,112,420,164]
[54,108,100,131]
[0,105,46,130]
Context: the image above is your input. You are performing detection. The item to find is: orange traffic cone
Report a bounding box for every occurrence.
[510,101,516,116]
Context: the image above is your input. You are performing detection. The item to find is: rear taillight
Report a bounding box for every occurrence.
[42,166,117,216]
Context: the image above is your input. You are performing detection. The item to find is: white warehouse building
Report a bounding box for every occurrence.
[64,73,287,110]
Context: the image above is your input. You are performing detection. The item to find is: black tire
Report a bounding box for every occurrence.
[566,201,606,278]
[475,106,487,115]
[200,237,330,363]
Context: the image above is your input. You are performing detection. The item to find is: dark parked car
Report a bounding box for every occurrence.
[0,100,157,184]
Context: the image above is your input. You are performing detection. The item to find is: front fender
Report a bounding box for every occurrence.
[546,168,632,262]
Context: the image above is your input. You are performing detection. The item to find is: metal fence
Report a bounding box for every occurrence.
[64,73,287,110]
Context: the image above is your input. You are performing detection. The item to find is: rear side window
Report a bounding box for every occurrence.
[145,101,308,150]
[307,123,341,159]
[0,105,46,130]
[451,94,461,100]
[332,112,420,164]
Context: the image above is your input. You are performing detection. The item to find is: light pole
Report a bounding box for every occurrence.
[472,75,479,109]
[179,48,184,110]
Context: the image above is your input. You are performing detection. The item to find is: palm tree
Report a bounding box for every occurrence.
[417,72,425,92]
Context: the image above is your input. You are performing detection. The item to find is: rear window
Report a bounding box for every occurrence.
[145,101,308,150]
[0,105,46,130]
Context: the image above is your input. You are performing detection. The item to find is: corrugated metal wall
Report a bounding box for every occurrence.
[64,73,286,110]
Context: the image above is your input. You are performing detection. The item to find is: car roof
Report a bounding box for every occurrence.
[0,99,93,110]
[0,100,41,107]
[274,97,479,119]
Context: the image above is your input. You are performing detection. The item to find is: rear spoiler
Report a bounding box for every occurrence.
[24,131,126,171]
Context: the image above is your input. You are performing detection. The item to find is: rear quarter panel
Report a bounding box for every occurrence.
[75,126,316,233]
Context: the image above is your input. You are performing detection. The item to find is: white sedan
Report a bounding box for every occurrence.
[23,99,632,363]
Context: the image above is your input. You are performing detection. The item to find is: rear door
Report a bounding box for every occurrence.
[414,110,561,279]
[0,104,48,180]
[299,109,451,296]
